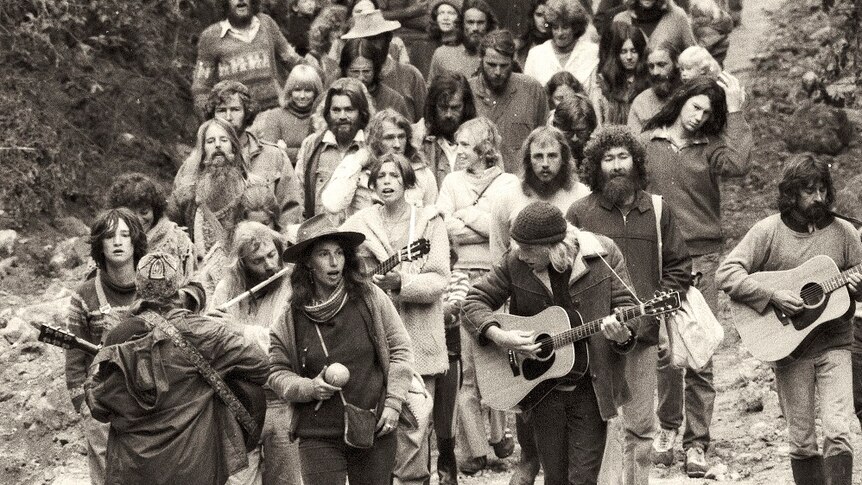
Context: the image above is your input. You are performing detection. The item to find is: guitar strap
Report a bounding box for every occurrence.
[138,311,260,441]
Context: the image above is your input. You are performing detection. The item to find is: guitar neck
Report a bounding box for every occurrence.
[551,305,644,349]
[823,263,862,293]
[375,254,402,276]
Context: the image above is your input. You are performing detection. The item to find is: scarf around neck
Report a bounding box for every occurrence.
[303,278,347,323]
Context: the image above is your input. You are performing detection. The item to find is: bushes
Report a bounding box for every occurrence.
[0,0,219,225]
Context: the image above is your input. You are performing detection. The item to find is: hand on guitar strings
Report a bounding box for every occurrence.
[485,326,541,359]
[847,272,862,299]
[311,365,341,401]
[600,314,633,344]
[770,290,803,317]
[373,271,402,291]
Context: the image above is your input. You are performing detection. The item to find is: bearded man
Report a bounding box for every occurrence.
[567,125,691,485]
[192,0,316,115]
[469,29,549,173]
[627,43,680,133]
[422,72,478,186]
[428,0,498,81]
[209,221,301,485]
[612,0,696,55]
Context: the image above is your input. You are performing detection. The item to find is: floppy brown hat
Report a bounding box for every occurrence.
[341,9,402,40]
[282,214,366,263]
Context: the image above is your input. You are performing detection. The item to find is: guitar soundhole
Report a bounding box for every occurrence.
[533,333,554,362]
[800,283,825,308]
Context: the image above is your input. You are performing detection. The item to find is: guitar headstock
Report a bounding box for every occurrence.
[399,238,431,263]
[38,325,78,350]
[643,291,682,316]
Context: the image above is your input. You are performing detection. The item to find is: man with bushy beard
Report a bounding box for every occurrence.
[428,0,497,81]
[486,125,590,485]
[469,29,549,174]
[567,125,691,485]
[192,0,317,115]
[209,221,302,485]
[612,0,695,55]
[295,77,371,219]
[718,155,862,485]
[422,72,478,186]
[627,42,680,133]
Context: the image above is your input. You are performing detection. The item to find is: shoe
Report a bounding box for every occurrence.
[791,456,824,485]
[508,457,540,485]
[652,428,677,466]
[459,456,486,476]
[823,452,853,485]
[491,429,515,459]
[436,438,458,485]
[685,447,708,478]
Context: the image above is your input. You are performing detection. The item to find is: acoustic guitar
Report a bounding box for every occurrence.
[375,238,431,275]
[38,324,265,451]
[729,254,862,363]
[473,291,681,412]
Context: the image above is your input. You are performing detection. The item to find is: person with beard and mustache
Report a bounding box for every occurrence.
[551,91,598,171]
[295,77,373,220]
[567,125,691,485]
[428,0,497,82]
[717,155,862,485]
[192,0,318,116]
[208,221,302,485]
[611,0,696,56]
[642,77,750,477]
[627,42,679,133]
[523,0,599,92]
[469,29,549,174]
[485,126,589,485]
[422,72,478,186]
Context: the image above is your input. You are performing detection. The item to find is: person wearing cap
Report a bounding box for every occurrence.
[209,221,301,485]
[85,252,271,485]
[485,125,590,485]
[341,152,450,485]
[469,29,549,174]
[343,7,429,124]
[523,0,600,92]
[191,0,319,116]
[462,201,638,485]
[427,0,497,83]
[268,213,416,485]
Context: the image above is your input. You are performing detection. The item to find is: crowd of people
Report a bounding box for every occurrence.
[64,1,862,485]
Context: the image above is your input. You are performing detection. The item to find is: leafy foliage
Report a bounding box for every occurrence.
[0,0,221,225]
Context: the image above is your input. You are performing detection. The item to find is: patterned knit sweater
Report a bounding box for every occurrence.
[192,14,301,113]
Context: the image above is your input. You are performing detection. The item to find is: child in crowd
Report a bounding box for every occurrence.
[678,45,722,82]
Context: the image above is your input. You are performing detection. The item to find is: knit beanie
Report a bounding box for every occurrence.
[136,252,182,303]
[510,201,567,245]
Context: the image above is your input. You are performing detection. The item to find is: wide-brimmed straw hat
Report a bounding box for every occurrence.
[341,9,402,40]
[282,214,366,263]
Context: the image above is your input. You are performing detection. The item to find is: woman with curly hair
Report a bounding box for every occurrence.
[429,0,463,47]
[435,117,519,476]
[591,22,649,125]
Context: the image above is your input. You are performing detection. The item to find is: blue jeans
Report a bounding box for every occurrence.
[775,348,854,459]
[655,252,718,451]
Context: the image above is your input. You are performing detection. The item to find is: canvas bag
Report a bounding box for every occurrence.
[652,195,724,371]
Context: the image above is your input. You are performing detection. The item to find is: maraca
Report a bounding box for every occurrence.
[315,363,350,410]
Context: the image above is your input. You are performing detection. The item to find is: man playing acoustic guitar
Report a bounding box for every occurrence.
[717,155,862,485]
[462,201,638,485]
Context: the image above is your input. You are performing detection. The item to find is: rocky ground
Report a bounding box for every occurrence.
[2,0,862,484]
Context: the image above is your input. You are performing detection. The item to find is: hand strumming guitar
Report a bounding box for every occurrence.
[485,325,541,359]
[770,289,803,317]
[847,272,862,299]
[373,271,402,291]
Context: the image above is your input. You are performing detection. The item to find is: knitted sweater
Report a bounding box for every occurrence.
[716,214,862,361]
[436,167,520,270]
[65,273,137,408]
[250,105,315,163]
[341,205,451,376]
[488,181,592,260]
[192,14,301,113]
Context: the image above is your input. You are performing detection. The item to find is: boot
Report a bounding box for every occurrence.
[509,415,541,485]
[436,438,458,485]
[790,456,824,485]
[823,453,853,485]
